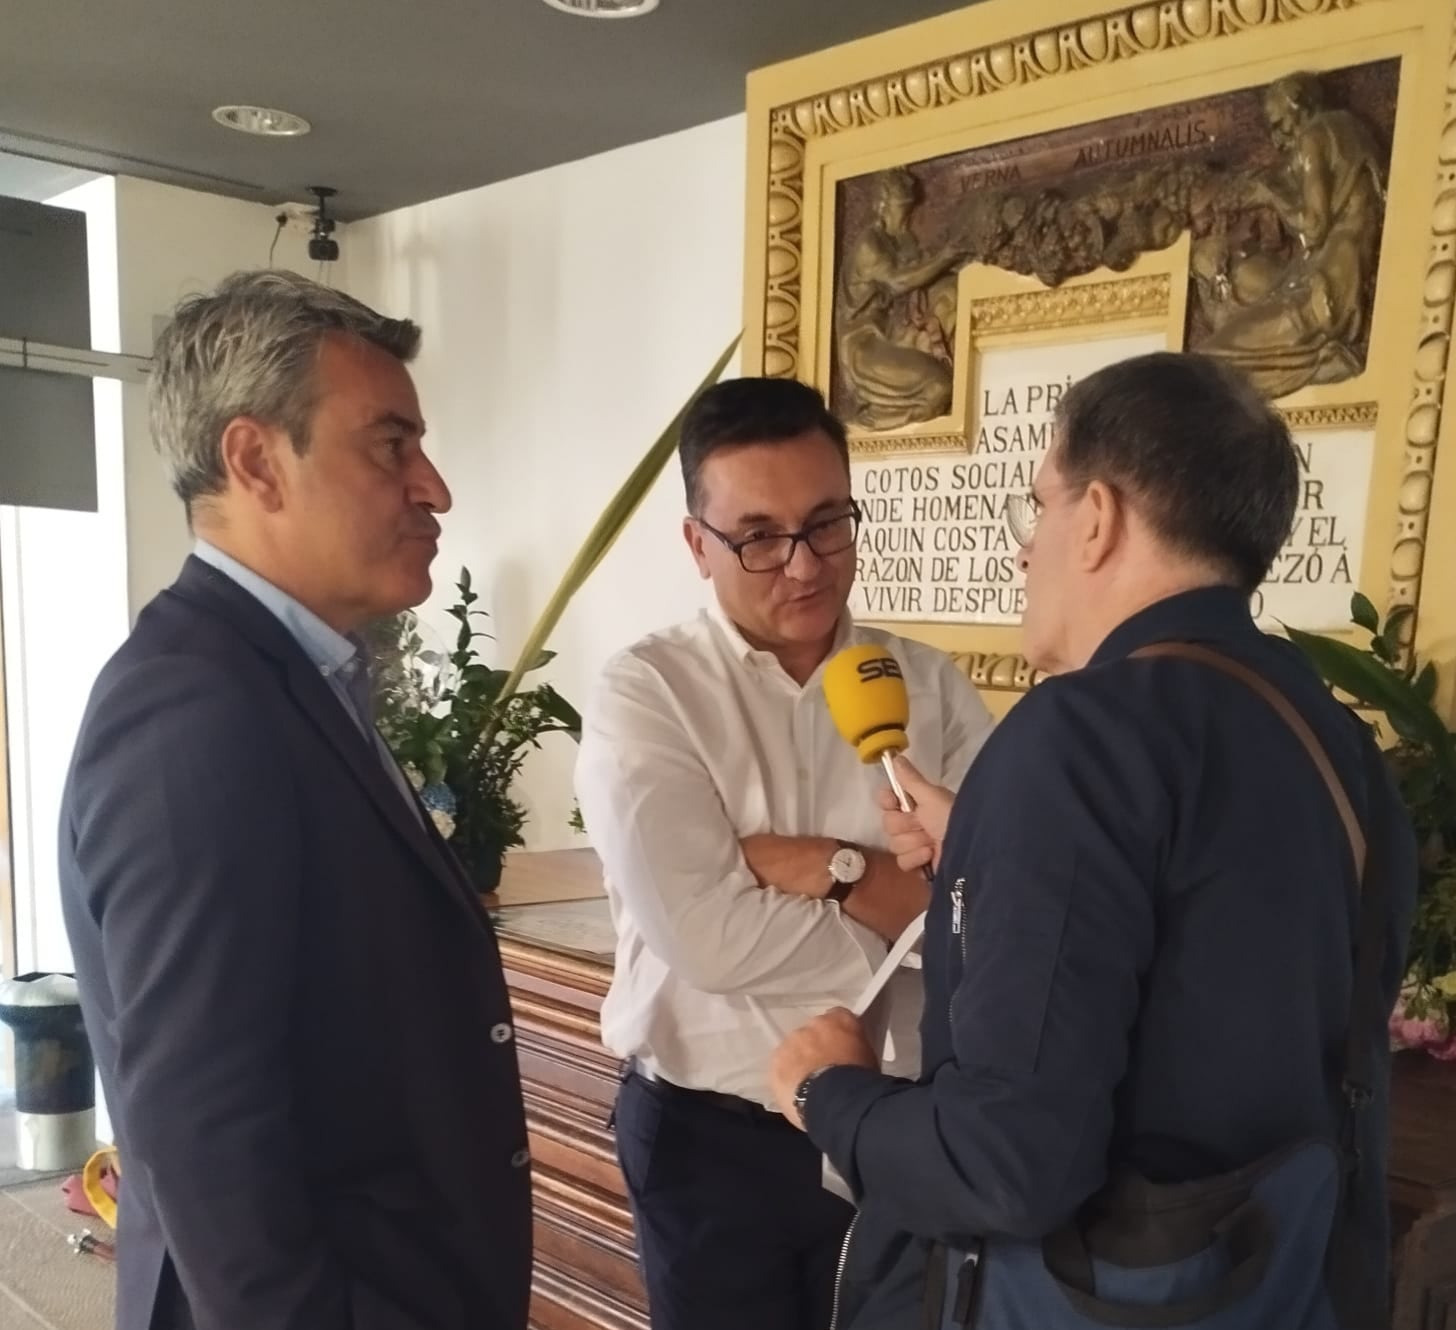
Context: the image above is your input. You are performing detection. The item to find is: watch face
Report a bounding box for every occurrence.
[830,846,866,883]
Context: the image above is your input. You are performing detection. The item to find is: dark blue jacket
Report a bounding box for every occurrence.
[806,588,1417,1327]
[59,558,532,1330]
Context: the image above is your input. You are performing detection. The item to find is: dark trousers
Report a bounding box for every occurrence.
[614,1069,855,1330]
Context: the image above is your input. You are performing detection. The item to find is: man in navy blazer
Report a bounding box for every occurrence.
[59,270,532,1330]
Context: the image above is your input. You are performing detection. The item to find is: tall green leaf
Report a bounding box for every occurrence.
[1285,626,1437,734]
[491,332,742,714]
[1415,661,1439,707]
[1285,624,1456,783]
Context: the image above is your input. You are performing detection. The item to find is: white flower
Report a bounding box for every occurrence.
[403,763,426,792]
[430,808,456,839]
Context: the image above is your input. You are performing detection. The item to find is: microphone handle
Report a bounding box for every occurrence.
[879,751,936,884]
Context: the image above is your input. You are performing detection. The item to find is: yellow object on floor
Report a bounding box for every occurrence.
[81,1148,119,1229]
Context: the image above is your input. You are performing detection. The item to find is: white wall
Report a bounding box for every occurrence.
[3,109,747,974]
[350,114,746,849]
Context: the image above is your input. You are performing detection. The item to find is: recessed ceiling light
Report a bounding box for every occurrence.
[212,105,312,138]
[539,0,658,16]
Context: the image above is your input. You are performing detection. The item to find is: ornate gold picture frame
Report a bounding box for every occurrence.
[744,0,1456,713]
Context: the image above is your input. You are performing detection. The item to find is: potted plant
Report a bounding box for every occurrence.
[1286,594,1456,1058]
[368,568,581,893]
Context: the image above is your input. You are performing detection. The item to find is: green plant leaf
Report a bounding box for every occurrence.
[489,331,741,716]
[1285,626,1445,745]
[536,684,584,741]
[1381,605,1415,660]
[1415,661,1439,706]
[1389,709,1431,746]
[1350,592,1379,634]
[459,664,508,693]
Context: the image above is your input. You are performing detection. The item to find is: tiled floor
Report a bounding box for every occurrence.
[0,1098,115,1330]
[0,1180,115,1330]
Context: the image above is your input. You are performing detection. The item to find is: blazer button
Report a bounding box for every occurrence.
[490,1022,514,1044]
[511,1147,531,1169]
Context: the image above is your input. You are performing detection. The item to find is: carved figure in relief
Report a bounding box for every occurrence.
[1199,73,1388,398]
[834,68,1391,429]
[836,169,964,429]
[944,164,1195,290]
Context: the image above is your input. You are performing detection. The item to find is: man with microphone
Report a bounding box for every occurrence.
[575,377,993,1330]
[769,353,1416,1329]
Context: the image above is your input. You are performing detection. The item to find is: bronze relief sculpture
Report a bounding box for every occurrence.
[1197,74,1387,398]
[835,169,963,430]
[832,65,1393,428]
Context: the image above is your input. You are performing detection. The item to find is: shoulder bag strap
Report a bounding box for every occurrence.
[1129,641,1388,1170]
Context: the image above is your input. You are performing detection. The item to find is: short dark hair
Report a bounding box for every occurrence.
[1053,352,1298,593]
[678,377,850,513]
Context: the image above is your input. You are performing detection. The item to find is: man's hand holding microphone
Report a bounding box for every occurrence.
[771,645,959,1128]
[875,756,952,876]
[821,643,954,879]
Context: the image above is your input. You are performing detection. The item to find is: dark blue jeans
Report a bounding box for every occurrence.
[615,1070,854,1330]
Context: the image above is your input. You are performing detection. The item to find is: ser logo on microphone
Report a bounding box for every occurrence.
[855,656,903,682]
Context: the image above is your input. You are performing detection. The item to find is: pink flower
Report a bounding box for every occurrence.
[1427,1034,1456,1061]
[1390,988,1455,1057]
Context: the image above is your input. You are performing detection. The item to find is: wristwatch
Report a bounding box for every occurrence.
[826,840,867,904]
[793,1065,834,1125]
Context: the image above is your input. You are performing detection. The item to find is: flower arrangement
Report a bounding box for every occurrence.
[367,567,581,892]
[1287,594,1456,1059]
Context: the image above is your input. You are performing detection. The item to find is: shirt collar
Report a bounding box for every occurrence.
[1088,585,1261,667]
[705,600,856,682]
[192,539,359,678]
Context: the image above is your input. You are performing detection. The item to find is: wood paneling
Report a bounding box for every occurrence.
[497,920,647,1330]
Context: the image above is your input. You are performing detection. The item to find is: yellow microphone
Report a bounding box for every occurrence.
[822,643,920,823]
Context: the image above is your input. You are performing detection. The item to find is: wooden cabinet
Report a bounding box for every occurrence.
[1389,1052,1456,1330]
[492,855,1456,1330]
[500,936,646,1330]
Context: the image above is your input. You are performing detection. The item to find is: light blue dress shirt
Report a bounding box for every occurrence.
[192,540,422,822]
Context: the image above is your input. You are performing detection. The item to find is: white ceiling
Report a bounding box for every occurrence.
[0,0,982,220]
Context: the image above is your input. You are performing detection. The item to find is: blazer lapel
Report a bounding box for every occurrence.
[170,558,494,933]
[281,658,468,875]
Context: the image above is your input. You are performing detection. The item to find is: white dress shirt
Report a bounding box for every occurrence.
[575,604,994,1108]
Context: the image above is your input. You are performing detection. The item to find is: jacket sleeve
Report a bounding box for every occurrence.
[65,655,369,1330]
[805,681,1163,1242]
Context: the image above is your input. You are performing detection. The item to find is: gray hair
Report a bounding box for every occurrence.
[148,269,421,506]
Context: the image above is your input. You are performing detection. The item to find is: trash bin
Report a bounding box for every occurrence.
[0,972,96,1171]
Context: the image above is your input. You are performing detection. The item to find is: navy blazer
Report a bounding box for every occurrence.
[59,557,532,1330]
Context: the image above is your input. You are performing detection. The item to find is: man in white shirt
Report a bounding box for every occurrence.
[575,377,994,1330]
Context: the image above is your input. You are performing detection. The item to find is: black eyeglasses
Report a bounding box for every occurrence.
[1006,480,1101,547]
[696,501,862,573]
[1005,491,1043,548]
